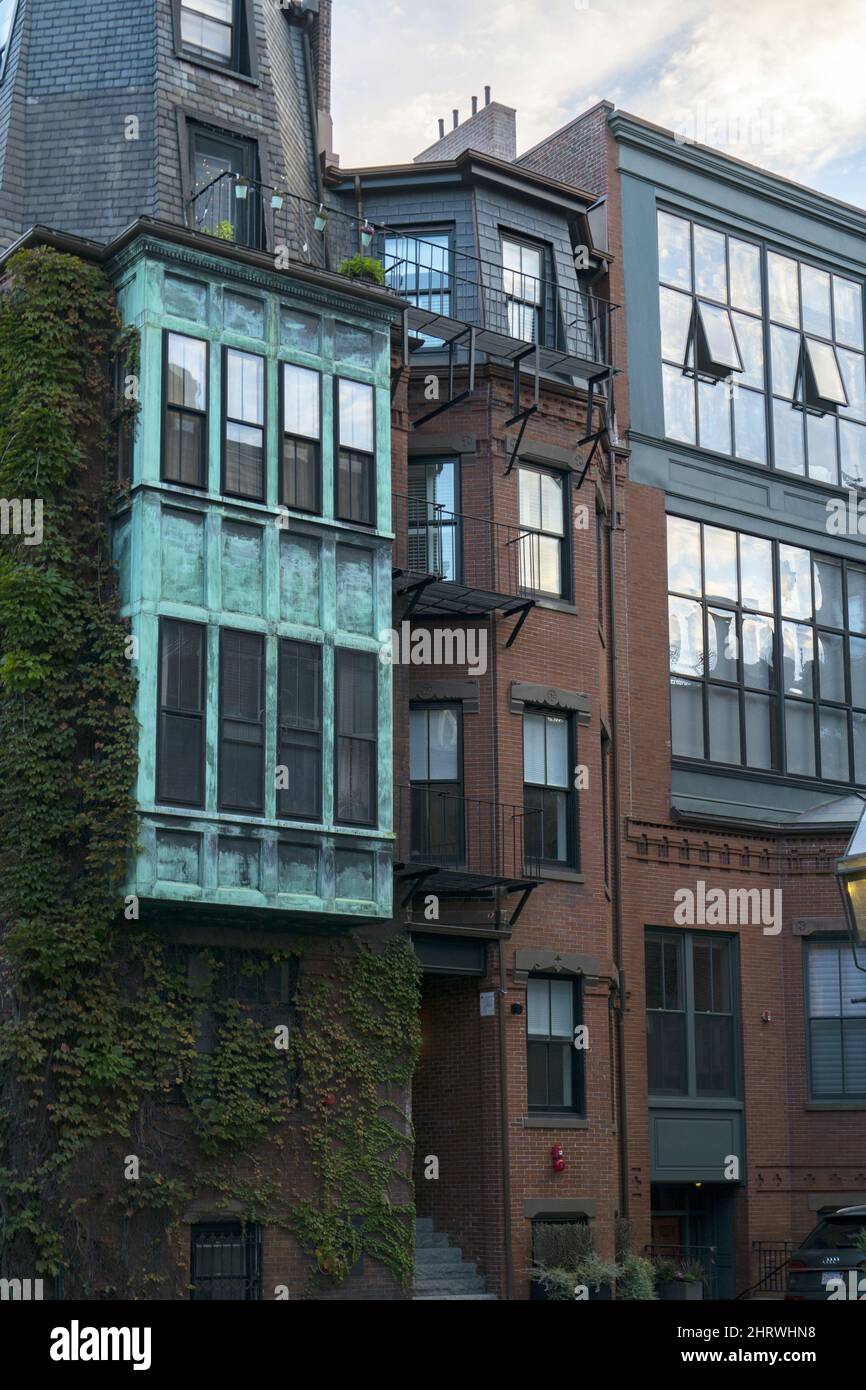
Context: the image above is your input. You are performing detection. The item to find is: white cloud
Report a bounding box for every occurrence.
[331,0,866,201]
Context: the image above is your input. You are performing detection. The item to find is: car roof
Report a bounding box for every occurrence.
[824,1206,866,1217]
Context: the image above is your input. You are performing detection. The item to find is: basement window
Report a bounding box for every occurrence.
[190,1223,261,1300]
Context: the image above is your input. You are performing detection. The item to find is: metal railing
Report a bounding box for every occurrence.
[393,492,558,599]
[395,785,541,884]
[746,1241,794,1296]
[184,177,617,369]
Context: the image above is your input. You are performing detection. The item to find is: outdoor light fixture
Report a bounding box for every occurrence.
[836,800,866,967]
[360,221,375,250]
[271,191,284,210]
[234,178,249,201]
[314,203,328,232]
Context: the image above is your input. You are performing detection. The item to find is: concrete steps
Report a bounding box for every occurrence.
[413,1217,496,1300]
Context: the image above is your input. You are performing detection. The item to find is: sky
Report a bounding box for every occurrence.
[331,0,866,210]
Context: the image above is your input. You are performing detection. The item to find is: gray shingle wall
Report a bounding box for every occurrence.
[0,0,324,249]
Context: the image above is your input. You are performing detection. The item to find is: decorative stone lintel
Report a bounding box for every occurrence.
[410,678,480,713]
[793,916,848,936]
[509,681,590,722]
[513,948,601,984]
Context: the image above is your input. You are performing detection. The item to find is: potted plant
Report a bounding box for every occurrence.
[616,1252,658,1300]
[654,1257,705,1301]
[528,1222,622,1301]
[339,253,385,286]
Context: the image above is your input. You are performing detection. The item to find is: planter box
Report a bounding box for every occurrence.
[659,1280,703,1301]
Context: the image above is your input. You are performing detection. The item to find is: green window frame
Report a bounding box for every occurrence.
[645,930,740,1100]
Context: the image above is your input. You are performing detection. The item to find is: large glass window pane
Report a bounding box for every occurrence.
[770,325,800,398]
[409,709,428,781]
[669,597,704,677]
[744,691,776,769]
[698,379,731,453]
[817,631,845,702]
[662,364,695,443]
[838,348,866,419]
[695,1013,734,1096]
[659,287,692,363]
[814,557,844,627]
[550,980,573,1037]
[519,467,542,530]
[783,622,814,697]
[226,349,263,424]
[168,333,207,409]
[545,717,569,787]
[773,399,805,475]
[527,977,549,1036]
[703,525,737,602]
[540,472,565,534]
[667,516,702,595]
[779,546,813,619]
[671,679,703,757]
[729,239,761,314]
[820,705,849,781]
[806,411,838,484]
[768,252,800,327]
[785,699,816,776]
[742,616,774,688]
[854,712,866,781]
[338,379,374,452]
[801,265,832,338]
[657,212,691,290]
[733,387,767,464]
[696,301,741,374]
[428,708,459,780]
[708,685,740,763]
[805,338,847,406]
[283,364,319,439]
[849,567,866,634]
[833,276,864,350]
[647,1011,687,1094]
[731,313,764,388]
[707,608,738,682]
[740,534,774,613]
[850,636,866,706]
[694,226,727,301]
[840,420,866,487]
[523,713,546,784]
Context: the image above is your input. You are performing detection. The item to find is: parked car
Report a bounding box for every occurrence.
[785,1206,866,1301]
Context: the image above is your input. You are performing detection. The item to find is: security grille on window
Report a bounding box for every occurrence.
[190,1222,261,1301]
[806,940,866,1100]
[527,976,582,1112]
[164,332,208,486]
[158,620,206,807]
[410,705,463,864]
[223,348,265,500]
[335,649,377,825]
[407,458,460,581]
[518,466,566,598]
[336,379,375,525]
[281,363,320,512]
[523,710,572,865]
[219,629,265,813]
[502,237,542,343]
[645,931,737,1099]
[278,640,322,821]
[667,514,866,784]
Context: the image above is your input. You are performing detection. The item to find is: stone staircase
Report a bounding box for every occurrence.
[414,1217,497,1300]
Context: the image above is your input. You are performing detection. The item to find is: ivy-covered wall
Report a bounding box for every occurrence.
[0,244,420,1299]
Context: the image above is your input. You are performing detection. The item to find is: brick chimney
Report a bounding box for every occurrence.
[415,93,517,164]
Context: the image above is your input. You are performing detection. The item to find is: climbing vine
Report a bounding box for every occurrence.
[0,247,421,1297]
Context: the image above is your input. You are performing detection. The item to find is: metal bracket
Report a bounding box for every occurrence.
[394,570,437,618]
[502,342,541,475]
[411,326,477,429]
[503,598,534,648]
[508,881,538,928]
[574,369,613,489]
[396,866,437,911]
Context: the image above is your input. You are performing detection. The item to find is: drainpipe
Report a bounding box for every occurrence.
[606,433,630,1221]
[301,14,330,271]
[497,935,515,1299]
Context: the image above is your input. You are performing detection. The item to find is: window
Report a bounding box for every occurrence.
[223,348,265,500]
[658,210,866,482]
[336,379,375,525]
[157,620,206,807]
[407,457,460,581]
[523,710,573,866]
[188,126,262,249]
[335,650,377,825]
[806,940,866,1100]
[527,976,583,1112]
[645,931,737,1099]
[177,0,251,74]
[219,629,264,813]
[668,514,866,784]
[502,237,543,343]
[280,363,321,512]
[0,0,18,82]
[190,1222,261,1301]
[278,641,322,821]
[384,230,451,346]
[410,705,463,864]
[164,333,208,486]
[518,466,566,598]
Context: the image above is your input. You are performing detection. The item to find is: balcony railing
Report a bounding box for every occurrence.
[184,177,617,375]
[395,785,541,892]
[393,492,553,605]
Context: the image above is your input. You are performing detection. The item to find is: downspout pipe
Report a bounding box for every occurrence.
[497,935,515,1299]
[301,13,329,271]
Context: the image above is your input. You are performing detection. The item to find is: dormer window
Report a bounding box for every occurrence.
[175,0,254,76]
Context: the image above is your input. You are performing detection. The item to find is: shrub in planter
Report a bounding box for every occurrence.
[616,1252,658,1300]
[339,254,385,285]
[654,1257,705,1301]
[529,1222,621,1301]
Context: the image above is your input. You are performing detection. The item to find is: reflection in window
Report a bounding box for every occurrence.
[667,515,866,783]
[523,710,573,865]
[518,466,565,597]
[408,458,459,581]
[384,231,451,347]
[806,941,866,1099]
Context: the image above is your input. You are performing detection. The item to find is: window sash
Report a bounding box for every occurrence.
[527,977,582,1112]
[223,348,265,500]
[335,650,377,825]
[278,640,322,821]
[219,629,264,813]
[164,333,208,487]
[180,0,238,68]
[157,619,206,807]
[337,448,374,525]
[645,931,737,1100]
